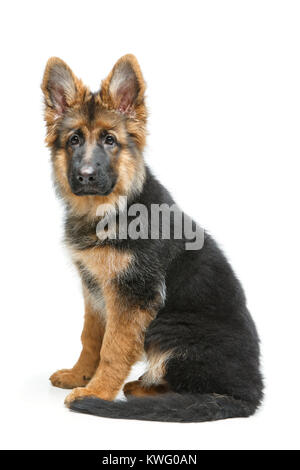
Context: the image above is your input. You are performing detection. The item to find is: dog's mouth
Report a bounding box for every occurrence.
[71,181,116,197]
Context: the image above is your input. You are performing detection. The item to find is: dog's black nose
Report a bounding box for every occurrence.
[76,165,96,184]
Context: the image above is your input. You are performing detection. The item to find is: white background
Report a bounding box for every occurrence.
[0,0,299,450]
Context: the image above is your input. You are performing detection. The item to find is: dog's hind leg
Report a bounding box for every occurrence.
[123,346,173,397]
[123,380,169,397]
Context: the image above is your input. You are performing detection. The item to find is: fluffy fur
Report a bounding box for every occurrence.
[42,54,263,422]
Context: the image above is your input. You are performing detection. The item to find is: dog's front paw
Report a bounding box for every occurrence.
[50,369,91,389]
[64,387,98,407]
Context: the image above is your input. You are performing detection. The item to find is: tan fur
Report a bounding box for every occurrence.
[70,245,133,285]
[123,380,170,397]
[41,57,88,147]
[42,55,147,219]
[42,55,161,405]
[50,293,105,389]
[65,282,155,404]
[64,245,156,403]
[142,347,174,386]
[51,125,145,219]
[100,54,147,146]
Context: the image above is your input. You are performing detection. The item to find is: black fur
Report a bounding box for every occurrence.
[70,393,257,423]
[68,167,263,422]
[75,262,102,298]
[67,134,118,196]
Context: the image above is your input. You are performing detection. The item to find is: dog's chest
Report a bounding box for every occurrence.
[75,259,107,317]
[70,245,133,317]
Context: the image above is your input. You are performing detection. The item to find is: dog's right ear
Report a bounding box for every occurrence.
[41,57,80,117]
[42,58,86,145]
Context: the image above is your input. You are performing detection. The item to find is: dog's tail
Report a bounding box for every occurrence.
[69,392,259,423]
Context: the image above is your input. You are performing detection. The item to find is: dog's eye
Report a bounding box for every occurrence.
[103,134,116,146]
[69,134,80,146]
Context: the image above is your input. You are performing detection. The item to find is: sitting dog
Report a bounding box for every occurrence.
[42,54,263,422]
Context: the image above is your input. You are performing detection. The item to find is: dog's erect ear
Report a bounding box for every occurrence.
[42,57,79,116]
[100,54,146,116]
[42,58,86,145]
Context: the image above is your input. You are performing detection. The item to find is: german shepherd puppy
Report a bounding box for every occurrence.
[42,55,263,422]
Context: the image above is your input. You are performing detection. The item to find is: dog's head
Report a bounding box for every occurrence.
[42,55,147,215]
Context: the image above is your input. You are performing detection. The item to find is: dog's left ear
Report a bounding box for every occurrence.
[100,54,146,116]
